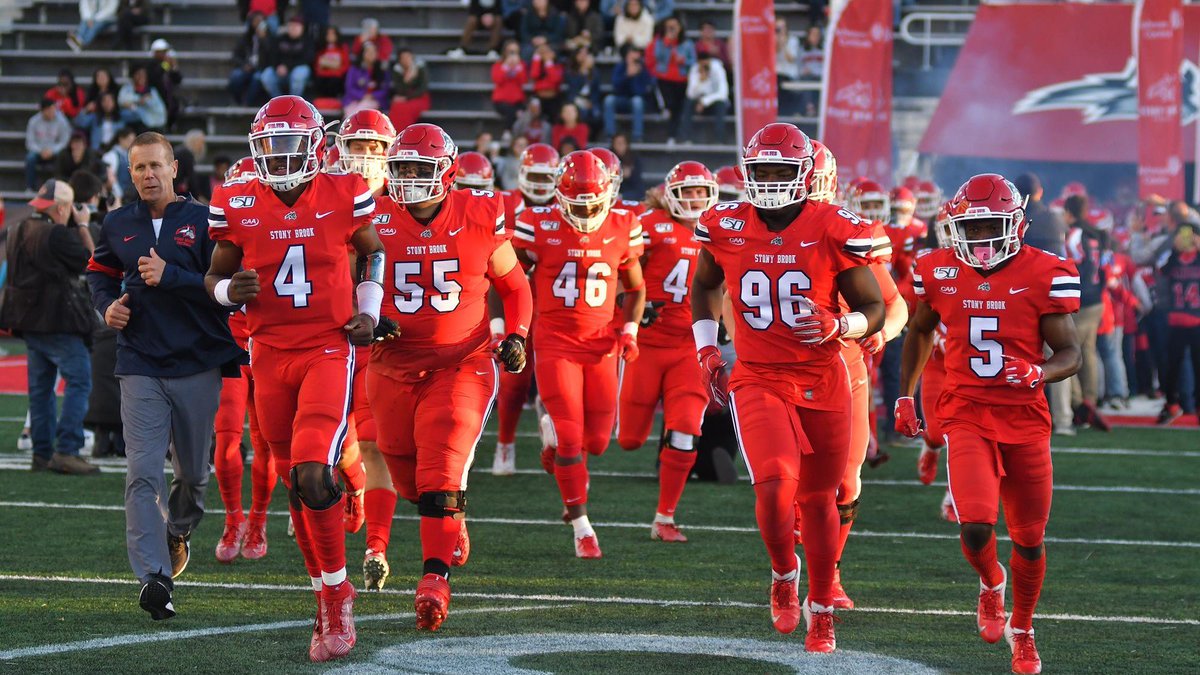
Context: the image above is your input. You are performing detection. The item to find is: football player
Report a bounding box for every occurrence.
[454,151,496,191]
[896,174,1081,675]
[616,161,717,542]
[513,151,645,558]
[368,123,532,630]
[915,180,942,225]
[691,123,885,652]
[715,165,746,202]
[591,146,646,215]
[334,109,399,590]
[205,95,384,662]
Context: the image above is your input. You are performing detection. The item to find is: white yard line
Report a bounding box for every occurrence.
[0,500,1196,549]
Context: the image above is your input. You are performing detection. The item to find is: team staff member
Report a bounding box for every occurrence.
[87,132,244,621]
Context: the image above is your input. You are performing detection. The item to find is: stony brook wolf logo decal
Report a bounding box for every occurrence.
[1012,57,1199,124]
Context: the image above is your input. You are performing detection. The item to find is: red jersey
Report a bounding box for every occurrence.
[370,188,511,380]
[839,261,898,365]
[209,172,375,349]
[696,201,884,408]
[228,307,249,344]
[638,209,703,348]
[513,204,644,356]
[913,246,1081,408]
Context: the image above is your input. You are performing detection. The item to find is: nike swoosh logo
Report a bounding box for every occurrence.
[124,236,136,242]
[324,348,339,354]
[603,237,616,244]
[474,370,487,375]
[1009,287,1029,294]
[800,240,819,248]
[316,211,334,219]
[450,227,464,236]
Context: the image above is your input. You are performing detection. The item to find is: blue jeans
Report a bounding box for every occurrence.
[260,64,311,98]
[75,18,114,46]
[228,67,265,105]
[604,94,645,141]
[678,98,728,141]
[24,332,92,460]
[1098,328,1128,400]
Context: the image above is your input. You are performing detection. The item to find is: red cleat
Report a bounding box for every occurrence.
[308,592,329,662]
[1006,622,1042,674]
[650,520,688,543]
[319,581,357,660]
[414,573,451,631]
[344,489,365,533]
[452,520,470,567]
[792,501,803,546]
[575,533,602,558]
[977,568,1007,644]
[769,557,801,634]
[917,443,940,485]
[241,519,268,560]
[215,520,246,564]
[831,568,854,610]
[803,598,838,653]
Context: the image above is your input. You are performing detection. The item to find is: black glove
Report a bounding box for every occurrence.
[640,301,664,328]
[493,333,527,373]
[373,316,401,342]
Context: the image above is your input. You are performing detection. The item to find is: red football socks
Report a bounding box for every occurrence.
[657,447,696,518]
[796,498,839,607]
[961,532,1005,587]
[1009,552,1046,631]
[214,431,244,521]
[836,518,854,561]
[288,503,322,578]
[754,480,801,576]
[555,460,589,507]
[302,495,347,575]
[340,457,365,494]
[365,488,398,553]
[420,515,461,571]
[495,370,530,445]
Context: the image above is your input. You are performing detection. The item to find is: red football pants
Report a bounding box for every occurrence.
[840,355,870,504]
[617,343,707,450]
[368,355,499,501]
[944,427,1053,548]
[921,353,947,449]
[213,364,274,517]
[535,350,620,459]
[496,332,535,445]
[351,345,376,443]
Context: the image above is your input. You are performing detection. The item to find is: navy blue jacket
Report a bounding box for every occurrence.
[87,198,244,377]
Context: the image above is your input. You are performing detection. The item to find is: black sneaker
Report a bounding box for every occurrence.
[139,574,176,620]
[168,534,190,579]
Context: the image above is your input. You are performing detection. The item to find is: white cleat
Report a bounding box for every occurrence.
[492,442,516,476]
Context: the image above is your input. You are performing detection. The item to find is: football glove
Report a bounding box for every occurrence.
[493,334,527,373]
[792,297,844,346]
[618,332,640,362]
[640,301,664,328]
[859,331,886,355]
[373,316,400,342]
[894,396,923,438]
[698,345,729,408]
[1002,355,1044,389]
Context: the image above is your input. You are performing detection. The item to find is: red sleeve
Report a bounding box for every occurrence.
[1045,256,1082,315]
[829,209,877,273]
[490,192,512,244]
[626,212,645,260]
[512,209,538,250]
[349,175,376,235]
[207,184,235,243]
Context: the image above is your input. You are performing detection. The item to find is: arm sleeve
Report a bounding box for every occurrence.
[488,264,533,338]
[86,216,123,314]
[1045,257,1082,315]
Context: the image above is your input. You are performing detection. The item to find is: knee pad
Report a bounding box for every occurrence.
[290,463,343,511]
[837,497,860,524]
[417,491,467,520]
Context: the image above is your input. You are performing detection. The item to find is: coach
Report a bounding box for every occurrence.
[86,132,244,621]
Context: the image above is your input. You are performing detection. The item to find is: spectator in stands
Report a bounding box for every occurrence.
[1064,194,1112,431]
[229,13,273,105]
[552,102,589,150]
[343,40,390,116]
[491,40,528,131]
[45,69,88,121]
[83,68,120,115]
[173,129,207,200]
[520,0,566,60]
[388,48,431,130]
[513,98,550,144]
[56,130,104,181]
[559,137,580,154]
[613,0,654,52]
[797,25,824,116]
[69,0,119,52]
[146,39,183,127]
[564,46,603,134]
[312,25,350,100]
[119,64,167,130]
[565,0,605,53]
[238,0,281,34]
[114,0,151,51]
[25,99,73,192]
[646,15,694,144]
[300,0,332,39]
[1157,222,1200,424]
[0,179,98,475]
[1016,173,1066,256]
[604,46,652,142]
[497,135,528,190]
[650,0,674,23]
[678,52,728,142]
[103,126,137,204]
[1100,247,1137,409]
[611,131,642,200]
[448,0,504,59]
[775,18,800,116]
[530,42,566,122]
[262,16,314,99]
[353,18,394,64]
[74,92,130,150]
[694,20,728,66]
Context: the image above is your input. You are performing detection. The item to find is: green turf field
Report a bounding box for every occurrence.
[0,382,1196,674]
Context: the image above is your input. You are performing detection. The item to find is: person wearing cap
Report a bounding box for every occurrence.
[261,16,314,99]
[0,179,99,475]
[86,132,243,619]
[145,38,182,128]
[24,98,72,191]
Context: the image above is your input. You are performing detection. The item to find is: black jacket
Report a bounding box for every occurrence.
[86,198,244,377]
[0,214,94,336]
[1023,198,1067,257]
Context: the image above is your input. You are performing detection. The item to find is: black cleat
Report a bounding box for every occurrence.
[139,575,176,620]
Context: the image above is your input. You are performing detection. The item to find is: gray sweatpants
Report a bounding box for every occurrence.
[120,369,222,582]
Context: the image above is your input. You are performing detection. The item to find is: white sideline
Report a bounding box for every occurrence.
[0,574,1196,628]
[0,500,1196,549]
[0,604,559,661]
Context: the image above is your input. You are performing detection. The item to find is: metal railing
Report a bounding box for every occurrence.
[898,11,975,70]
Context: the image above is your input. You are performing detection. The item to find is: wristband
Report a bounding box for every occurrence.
[840,311,869,339]
[355,281,383,324]
[692,319,719,350]
[214,278,237,307]
[490,317,506,337]
[623,321,638,337]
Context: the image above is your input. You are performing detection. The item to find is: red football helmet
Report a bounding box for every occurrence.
[916,180,941,221]
[932,201,952,248]
[847,179,890,222]
[518,143,560,204]
[454,151,495,190]
[225,156,257,183]
[740,122,814,209]
[715,165,744,201]
[1060,181,1088,199]
[322,144,345,175]
[555,150,612,233]
[664,161,718,221]
[385,123,458,205]
[248,95,325,191]
[808,140,838,204]
[902,175,921,191]
[946,173,1028,270]
[891,186,916,225]
[588,147,623,203]
[336,109,396,181]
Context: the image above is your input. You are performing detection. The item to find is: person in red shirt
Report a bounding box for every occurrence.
[513,151,646,559]
[530,42,565,122]
[645,16,695,143]
[44,69,88,120]
[205,96,385,663]
[691,123,885,652]
[370,123,532,631]
[351,17,393,64]
[491,40,528,131]
[552,102,589,152]
[313,26,351,100]
[897,174,1081,675]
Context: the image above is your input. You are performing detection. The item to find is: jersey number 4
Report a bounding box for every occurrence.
[274,245,314,308]
[553,261,612,308]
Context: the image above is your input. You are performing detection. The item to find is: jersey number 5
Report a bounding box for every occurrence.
[969,316,1003,378]
[393,260,463,313]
